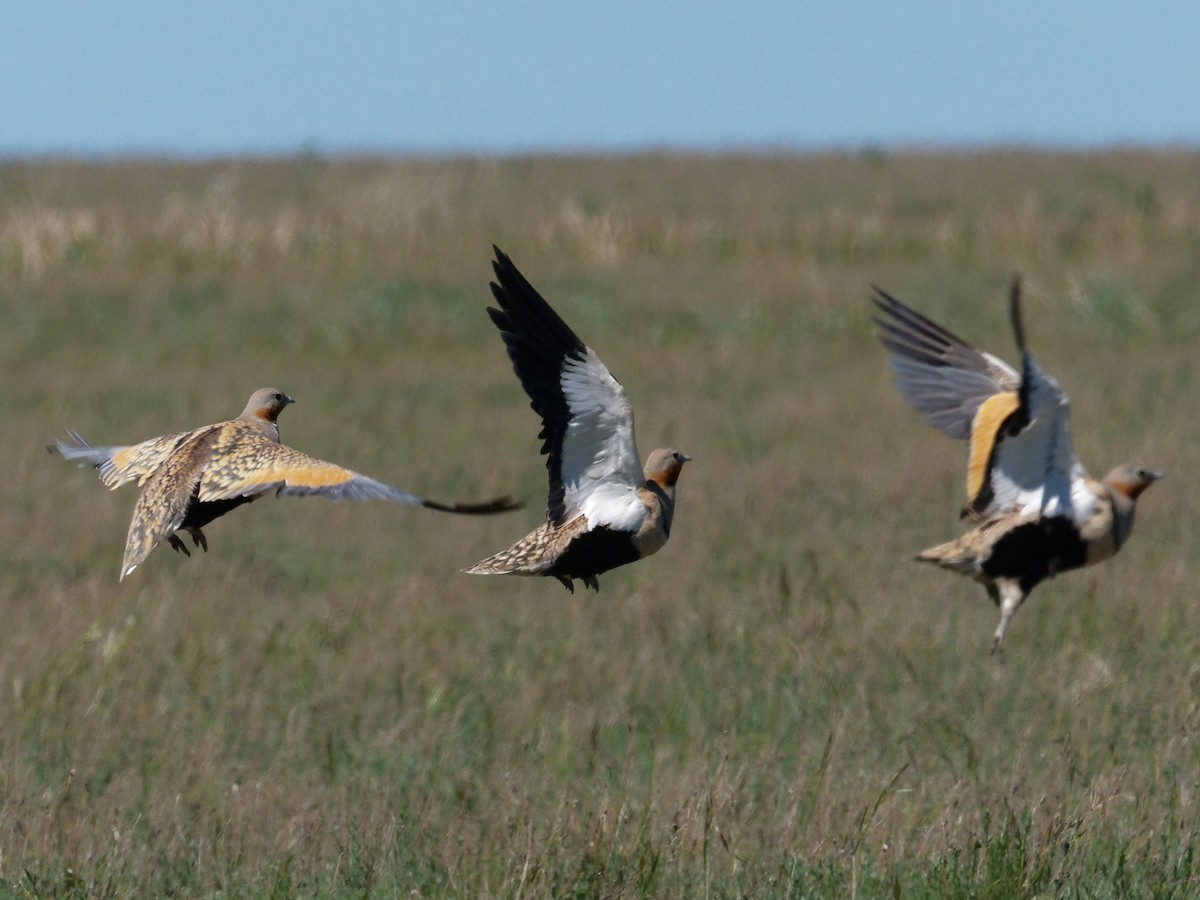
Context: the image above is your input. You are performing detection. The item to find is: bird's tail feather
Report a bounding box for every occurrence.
[48,430,110,467]
[914,537,980,575]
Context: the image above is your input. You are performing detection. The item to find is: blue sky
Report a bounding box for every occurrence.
[4,2,1199,155]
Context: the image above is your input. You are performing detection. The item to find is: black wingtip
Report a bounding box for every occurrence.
[869,284,902,315]
[869,284,908,337]
[492,245,514,277]
[489,246,535,312]
[869,283,895,303]
[1008,274,1035,433]
[1008,275,1025,352]
[421,495,524,516]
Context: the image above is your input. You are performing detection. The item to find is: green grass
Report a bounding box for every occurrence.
[1,150,1198,896]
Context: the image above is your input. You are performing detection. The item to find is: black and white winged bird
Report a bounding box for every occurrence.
[465,247,690,592]
[873,279,1161,654]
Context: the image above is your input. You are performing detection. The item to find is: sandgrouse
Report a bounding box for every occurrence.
[465,248,689,592]
[874,280,1160,653]
[52,388,519,580]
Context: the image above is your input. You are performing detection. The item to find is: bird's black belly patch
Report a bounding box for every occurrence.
[982,515,1088,590]
[183,495,258,531]
[548,526,641,581]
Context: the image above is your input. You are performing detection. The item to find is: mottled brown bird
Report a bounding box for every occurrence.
[52,388,519,580]
[874,280,1160,653]
[465,248,689,592]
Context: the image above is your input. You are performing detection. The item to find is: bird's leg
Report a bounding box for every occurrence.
[991,579,1025,656]
[189,528,208,553]
[167,534,192,557]
[555,574,576,593]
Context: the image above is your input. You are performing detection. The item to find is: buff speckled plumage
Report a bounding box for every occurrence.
[52,388,520,580]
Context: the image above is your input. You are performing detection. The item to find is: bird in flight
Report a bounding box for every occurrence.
[874,279,1160,654]
[465,247,689,592]
[52,388,520,580]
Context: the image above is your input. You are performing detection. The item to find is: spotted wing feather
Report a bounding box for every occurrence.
[52,429,194,490]
[120,432,216,578]
[196,421,516,513]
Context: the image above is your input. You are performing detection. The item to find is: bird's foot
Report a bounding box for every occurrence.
[190,529,208,553]
[555,575,576,594]
[168,534,192,558]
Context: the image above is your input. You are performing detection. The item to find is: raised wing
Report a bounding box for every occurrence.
[873,287,1020,439]
[983,284,1089,521]
[51,429,194,490]
[198,424,517,514]
[488,247,643,528]
[875,280,1089,521]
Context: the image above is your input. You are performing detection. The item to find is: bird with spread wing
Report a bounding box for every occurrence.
[465,247,689,592]
[51,388,520,580]
[874,279,1160,653]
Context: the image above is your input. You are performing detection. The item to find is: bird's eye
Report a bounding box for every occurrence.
[273,393,283,403]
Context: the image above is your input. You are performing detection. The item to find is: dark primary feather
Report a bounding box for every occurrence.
[280,477,519,513]
[872,287,993,375]
[1008,276,1026,353]
[419,495,523,514]
[1008,277,1034,435]
[488,246,590,526]
[872,287,1013,441]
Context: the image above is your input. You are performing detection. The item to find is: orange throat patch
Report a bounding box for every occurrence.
[649,469,680,489]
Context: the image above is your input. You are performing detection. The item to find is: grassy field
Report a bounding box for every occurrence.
[1,150,1198,897]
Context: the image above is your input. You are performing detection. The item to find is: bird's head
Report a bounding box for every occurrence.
[1103,463,1162,501]
[243,388,295,423]
[644,448,690,489]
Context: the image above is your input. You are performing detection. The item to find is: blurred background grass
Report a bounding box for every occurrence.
[1,150,1197,896]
